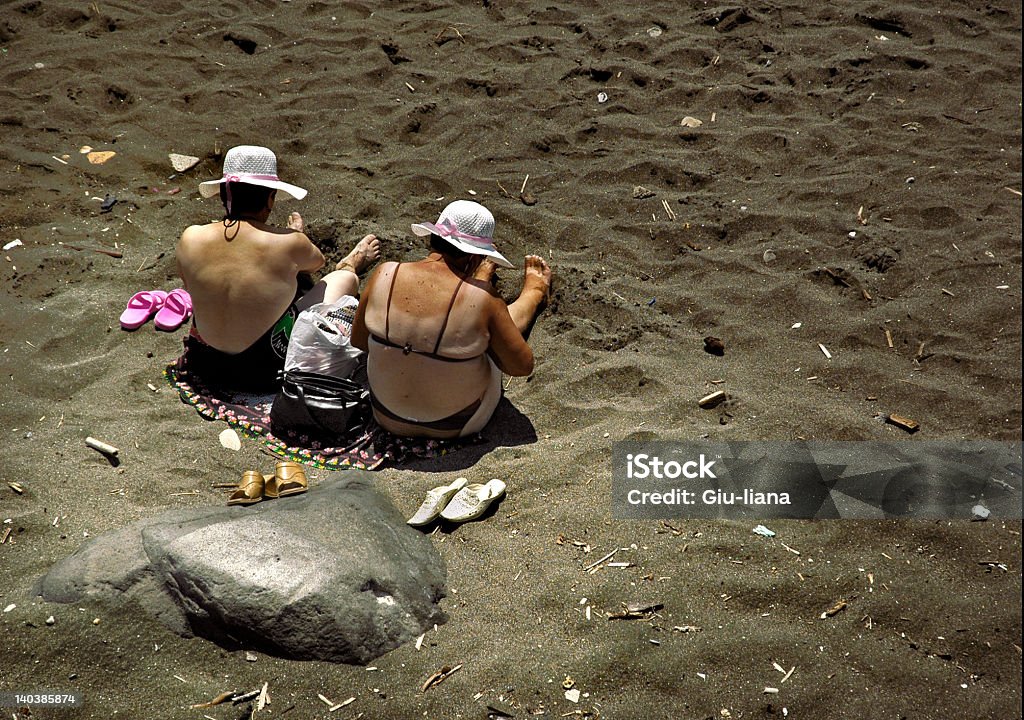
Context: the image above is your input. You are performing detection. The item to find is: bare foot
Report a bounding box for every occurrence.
[473,258,499,284]
[522,254,552,302]
[287,211,305,233]
[336,234,381,275]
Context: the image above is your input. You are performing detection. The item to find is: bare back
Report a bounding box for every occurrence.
[176,220,324,353]
[358,260,495,420]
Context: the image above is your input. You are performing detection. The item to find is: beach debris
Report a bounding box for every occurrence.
[583,547,619,572]
[763,249,777,263]
[562,676,576,690]
[857,205,869,225]
[680,116,703,128]
[317,693,354,711]
[169,153,200,172]
[8,482,24,495]
[885,328,894,348]
[421,664,462,692]
[647,25,663,37]
[3,603,15,613]
[703,336,725,356]
[191,691,235,709]
[219,428,242,451]
[608,601,663,620]
[46,615,55,625]
[100,194,118,213]
[256,682,269,712]
[85,436,119,458]
[597,92,608,103]
[885,414,920,433]
[764,687,779,694]
[820,600,847,619]
[518,175,536,206]
[673,625,702,633]
[87,150,116,165]
[818,343,832,359]
[415,632,425,650]
[1,528,11,545]
[434,24,466,44]
[565,688,581,703]
[80,145,93,154]
[752,525,775,538]
[971,504,991,521]
[61,242,123,258]
[3,239,22,251]
[698,390,727,409]
[486,703,515,719]
[632,185,656,199]
[661,198,677,220]
[245,651,258,662]
[1004,187,1022,197]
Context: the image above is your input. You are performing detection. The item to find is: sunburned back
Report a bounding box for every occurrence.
[362,260,494,421]
[177,221,307,353]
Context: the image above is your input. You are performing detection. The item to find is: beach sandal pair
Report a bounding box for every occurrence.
[228,461,308,506]
[407,477,507,527]
[119,288,192,331]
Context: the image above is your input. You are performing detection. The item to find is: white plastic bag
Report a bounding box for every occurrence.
[284,295,362,378]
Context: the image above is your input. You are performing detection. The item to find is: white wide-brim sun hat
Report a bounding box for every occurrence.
[411,200,513,268]
[198,145,308,200]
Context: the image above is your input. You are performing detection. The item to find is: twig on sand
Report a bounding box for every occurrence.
[496,180,515,199]
[421,664,462,692]
[661,198,676,220]
[1004,187,1022,197]
[583,548,619,572]
[191,691,235,709]
[435,25,466,43]
[61,242,123,259]
[521,174,530,194]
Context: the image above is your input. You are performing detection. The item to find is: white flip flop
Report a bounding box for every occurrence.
[407,477,470,526]
[440,479,507,523]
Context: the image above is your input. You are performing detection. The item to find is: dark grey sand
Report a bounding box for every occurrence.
[0,1,1020,718]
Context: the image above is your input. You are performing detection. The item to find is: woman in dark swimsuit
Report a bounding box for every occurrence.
[351,200,551,439]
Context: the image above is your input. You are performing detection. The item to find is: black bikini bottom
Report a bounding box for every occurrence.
[370,394,481,432]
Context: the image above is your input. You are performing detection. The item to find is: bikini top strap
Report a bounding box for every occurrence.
[383,262,401,344]
[432,275,466,356]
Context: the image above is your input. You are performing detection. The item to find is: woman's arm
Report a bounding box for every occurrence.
[351,265,385,352]
[486,296,535,376]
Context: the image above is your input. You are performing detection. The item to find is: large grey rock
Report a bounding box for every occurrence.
[36,471,446,663]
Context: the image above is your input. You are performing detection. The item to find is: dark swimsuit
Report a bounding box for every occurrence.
[176,281,327,392]
[369,264,482,431]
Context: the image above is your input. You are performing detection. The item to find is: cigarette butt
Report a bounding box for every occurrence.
[85,436,119,456]
[885,328,894,348]
[818,343,832,359]
[698,390,727,409]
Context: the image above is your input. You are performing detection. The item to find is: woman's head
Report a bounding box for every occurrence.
[411,200,513,268]
[218,182,275,218]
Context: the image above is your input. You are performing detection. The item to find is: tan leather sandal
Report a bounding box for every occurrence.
[228,471,265,506]
[273,461,308,497]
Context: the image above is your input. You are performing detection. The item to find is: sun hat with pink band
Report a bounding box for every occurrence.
[411,200,513,268]
[198,145,308,201]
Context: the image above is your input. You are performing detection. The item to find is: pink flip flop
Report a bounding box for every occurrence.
[119,290,168,330]
[154,288,192,331]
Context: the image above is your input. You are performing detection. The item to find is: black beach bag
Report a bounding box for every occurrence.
[270,370,369,441]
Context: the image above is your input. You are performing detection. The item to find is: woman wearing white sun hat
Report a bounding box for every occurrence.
[351,199,552,439]
[175,145,380,390]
